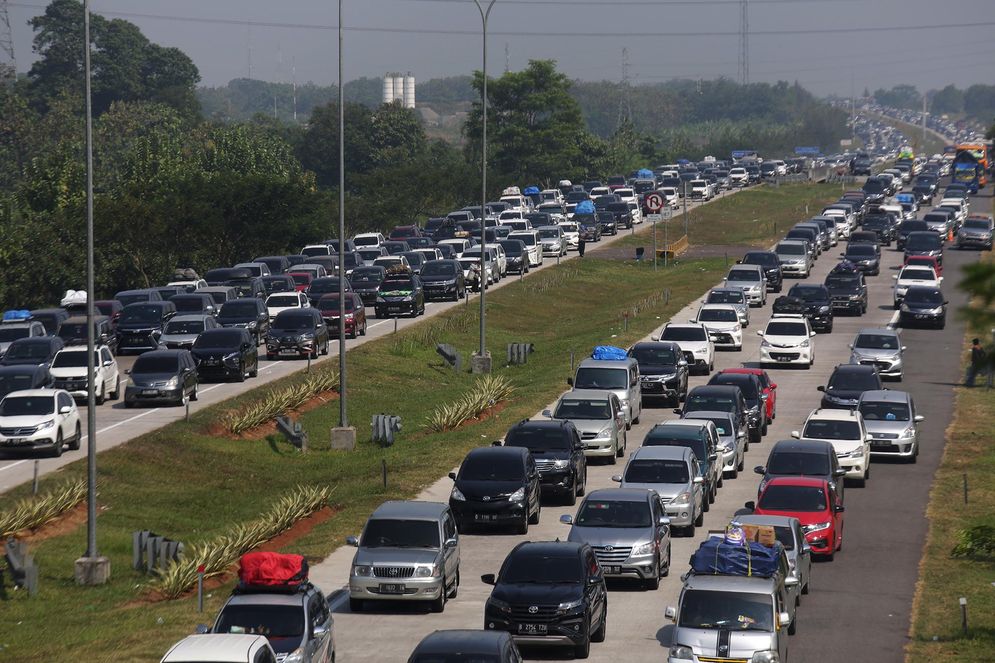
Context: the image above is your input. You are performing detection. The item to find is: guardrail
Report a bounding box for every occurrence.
[657,235,689,261]
[3,538,38,596]
[132,530,184,573]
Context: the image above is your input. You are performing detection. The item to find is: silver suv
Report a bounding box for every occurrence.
[857,389,923,462]
[544,389,627,463]
[561,487,672,590]
[346,501,461,613]
[613,446,704,536]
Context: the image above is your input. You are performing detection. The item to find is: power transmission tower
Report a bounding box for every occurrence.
[737,0,749,86]
[504,42,510,73]
[0,0,16,83]
[616,47,633,129]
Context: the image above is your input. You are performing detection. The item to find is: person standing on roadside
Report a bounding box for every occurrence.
[578,234,586,258]
[965,338,987,387]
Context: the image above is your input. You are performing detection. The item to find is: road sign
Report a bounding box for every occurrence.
[661,206,673,220]
[647,213,663,222]
[794,146,820,155]
[645,193,665,212]
[840,138,853,147]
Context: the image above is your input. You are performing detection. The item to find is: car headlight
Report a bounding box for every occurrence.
[597,427,612,439]
[661,373,677,381]
[557,598,585,614]
[509,487,526,502]
[670,644,694,660]
[695,347,708,355]
[298,334,313,342]
[283,648,305,663]
[488,597,512,614]
[552,459,570,469]
[376,296,386,303]
[165,376,179,389]
[802,521,832,533]
[761,339,772,348]
[451,487,466,501]
[751,651,780,663]
[900,303,911,312]
[352,565,372,577]
[926,306,944,315]
[223,352,240,363]
[722,440,735,452]
[850,293,863,300]
[247,321,257,329]
[672,491,691,506]
[415,564,440,578]
[631,541,656,556]
[37,419,55,430]
[818,305,831,313]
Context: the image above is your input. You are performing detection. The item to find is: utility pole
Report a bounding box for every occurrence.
[616,47,633,129]
[504,42,509,74]
[737,0,749,86]
[921,94,927,150]
[0,0,14,82]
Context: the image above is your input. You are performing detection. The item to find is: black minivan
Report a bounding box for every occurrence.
[448,446,541,534]
[191,328,258,382]
[503,419,587,504]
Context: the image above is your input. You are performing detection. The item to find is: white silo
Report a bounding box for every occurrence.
[393,75,405,103]
[383,74,395,105]
[403,74,416,109]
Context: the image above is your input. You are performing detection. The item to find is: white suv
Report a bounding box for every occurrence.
[508,230,543,267]
[692,304,743,350]
[793,408,871,486]
[50,345,121,404]
[758,314,815,368]
[655,323,715,375]
[0,389,81,457]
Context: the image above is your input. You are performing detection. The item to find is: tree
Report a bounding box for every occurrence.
[873,85,921,110]
[299,102,374,188]
[964,85,995,120]
[930,85,964,115]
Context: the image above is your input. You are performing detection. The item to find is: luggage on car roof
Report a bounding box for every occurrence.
[591,345,628,361]
[690,536,781,578]
[771,295,804,315]
[237,552,309,592]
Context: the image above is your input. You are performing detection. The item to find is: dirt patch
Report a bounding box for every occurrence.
[207,390,340,440]
[13,501,91,544]
[461,400,509,427]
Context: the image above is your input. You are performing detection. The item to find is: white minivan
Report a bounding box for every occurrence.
[507,230,543,267]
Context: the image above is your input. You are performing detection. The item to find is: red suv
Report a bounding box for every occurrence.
[748,476,844,560]
[721,367,777,424]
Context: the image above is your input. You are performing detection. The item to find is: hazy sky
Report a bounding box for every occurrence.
[6,0,995,97]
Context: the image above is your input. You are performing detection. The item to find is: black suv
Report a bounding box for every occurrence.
[754,438,846,501]
[596,211,618,236]
[824,269,867,315]
[677,385,749,444]
[482,541,608,659]
[860,214,895,246]
[420,259,467,302]
[448,446,541,534]
[605,202,633,229]
[739,251,784,293]
[818,364,882,410]
[216,298,269,345]
[904,231,944,266]
[265,309,329,360]
[503,419,587,505]
[306,276,353,308]
[350,266,387,305]
[627,341,689,405]
[116,301,177,354]
[842,242,880,276]
[192,328,259,382]
[375,273,425,318]
[707,372,766,442]
[896,220,928,250]
[787,283,834,333]
[408,631,519,663]
[0,336,64,368]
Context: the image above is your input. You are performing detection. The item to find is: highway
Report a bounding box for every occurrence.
[307,194,982,662]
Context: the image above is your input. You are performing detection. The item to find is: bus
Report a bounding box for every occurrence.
[953,142,991,191]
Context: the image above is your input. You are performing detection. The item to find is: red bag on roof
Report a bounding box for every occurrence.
[238,552,309,589]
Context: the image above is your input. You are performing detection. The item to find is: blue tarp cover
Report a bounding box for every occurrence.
[2,310,31,322]
[637,168,654,179]
[523,186,540,195]
[591,345,628,361]
[574,200,595,215]
[691,538,782,578]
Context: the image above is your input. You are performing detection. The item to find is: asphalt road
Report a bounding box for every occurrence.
[0,190,735,494]
[308,190,984,662]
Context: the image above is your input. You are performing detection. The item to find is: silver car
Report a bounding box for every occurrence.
[723,265,767,306]
[346,500,461,613]
[682,410,746,479]
[160,314,219,350]
[702,288,750,327]
[857,389,923,461]
[956,215,994,250]
[537,225,567,257]
[544,389,626,463]
[613,446,704,536]
[733,514,812,603]
[849,327,905,380]
[561,487,672,590]
[775,239,812,278]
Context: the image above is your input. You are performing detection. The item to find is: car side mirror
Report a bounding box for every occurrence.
[312,623,329,638]
[692,476,704,485]
[833,469,847,478]
[901,346,908,352]
[754,465,765,475]
[560,514,574,525]
[744,500,756,511]
[346,536,359,547]
[566,377,573,386]
[103,360,112,367]
[779,611,792,628]
[448,472,457,481]
[58,405,72,414]
[938,277,944,283]
[542,409,553,418]
[810,331,817,337]
[610,474,622,483]
[865,434,874,441]
[784,576,799,588]
[651,335,660,341]
[480,573,496,586]
[709,453,718,461]
[914,415,924,422]
[444,537,458,549]
[790,430,800,439]
[688,318,696,324]
[835,504,846,513]
[817,385,825,392]
[195,624,210,634]
[801,543,812,555]
[756,330,764,337]
[673,408,682,415]
[891,275,898,280]
[124,368,132,375]
[665,606,677,622]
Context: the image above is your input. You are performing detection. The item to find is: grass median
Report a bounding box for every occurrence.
[0,185,822,660]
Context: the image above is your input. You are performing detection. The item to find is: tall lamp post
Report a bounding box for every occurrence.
[75,0,109,586]
[471,0,495,375]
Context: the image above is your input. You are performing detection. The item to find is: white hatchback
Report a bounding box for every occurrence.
[265,292,310,321]
[793,408,871,486]
[50,345,121,404]
[0,389,81,457]
[758,314,815,368]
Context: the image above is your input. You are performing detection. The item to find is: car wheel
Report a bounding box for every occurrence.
[349,598,364,613]
[95,382,105,405]
[737,454,745,472]
[111,376,120,400]
[694,506,704,527]
[685,522,696,538]
[249,361,258,378]
[909,444,919,464]
[529,500,541,525]
[788,614,797,636]
[190,387,198,402]
[802,580,810,595]
[761,420,768,436]
[68,422,81,451]
[360,321,367,336]
[516,511,529,535]
[236,362,246,382]
[574,626,592,659]
[321,340,330,355]
[266,353,275,361]
[429,580,446,613]
[566,481,577,506]
[662,544,671,577]
[52,430,63,458]
[446,569,459,599]
[577,470,587,497]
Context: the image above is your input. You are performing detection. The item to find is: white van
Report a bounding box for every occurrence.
[507,230,542,267]
[353,232,385,248]
[437,238,472,258]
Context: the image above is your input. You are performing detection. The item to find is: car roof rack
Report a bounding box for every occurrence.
[232,580,314,596]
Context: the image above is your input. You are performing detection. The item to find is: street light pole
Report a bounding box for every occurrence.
[337,0,347,428]
[472,0,496,374]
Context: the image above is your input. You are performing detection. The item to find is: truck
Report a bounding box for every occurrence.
[952,142,991,192]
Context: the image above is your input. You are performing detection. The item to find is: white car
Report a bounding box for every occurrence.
[372,255,411,272]
[160,634,277,663]
[233,262,271,278]
[265,292,310,321]
[0,389,81,457]
[691,304,743,350]
[772,160,788,176]
[413,248,443,263]
[50,345,121,404]
[615,188,637,205]
[654,323,714,375]
[627,200,643,224]
[500,194,529,211]
[167,279,208,293]
[893,265,942,307]
[557,221,580,249]
[936,198,968,224]
[793,408,871,486]
[353,232,385,248]
[589,186,612,199]
[539,189,563,205]
[437,238,471,258]
[689,179,714,201]
[301,244,333,258]
[659,187,680,208]
[723,265,767,306]
[498,210,525,223]
[728,168,749,186]
[500,219,532,232]
[758,314,815,368]
[507,230,543,267]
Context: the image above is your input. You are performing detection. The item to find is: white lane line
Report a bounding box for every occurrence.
[0,459,30,473]
[886,311,900,329]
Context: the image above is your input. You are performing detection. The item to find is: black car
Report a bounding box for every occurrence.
[265,308,330,360]
[896,220,928,250]
[754,438,846,501]
[113,289,163,308]
[824,269,867,315]
[408,630,520,663]
[676,385,748,441]
[739,251,784,293]
[787,283,834,333]
[115,301,177,354]
[170,293,218,316]
[575,215,602,242]
[204,268,251,287]
[306,276,353,308]
[818,364,882,410]
[448,446,541,534]
[254,255,291,275]
[216,298,269,345]
[192,328,258,382]
[350,266,387,306]
[124,349,198,407]
[0,364,52,398]
[227,274,267,300]
[605,202,633,230]
[627,341,689,405]
[707,372,766,442]
[596,211,617,236]
[503,419,587,504]
[904,231,944,266]
[481,541,608,659]
[498,239,528,275]
[899,285,947,329]
[154,286,186,301]
[860,214,895,246]
[841,242,880,276]
[861,176,888,203]
[382,240,411,256]
[420,259,467,302]
[57,315,117,354]
[849,155,872,176]
[375,273,425,318]
[911,175,937,203]
[94,300,124,330]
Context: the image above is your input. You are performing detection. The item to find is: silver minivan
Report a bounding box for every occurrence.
[733,514,812,604]
[346,501,461,613]
[613,446,703,536]
[544,389,626,462]
[570,357,642,428]
[857,389,923,461]
[561,487,672,590]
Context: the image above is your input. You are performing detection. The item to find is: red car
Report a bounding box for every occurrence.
[288,272,313,293]
[903,254,942,277]
[318,293,367,339]
[749,476,844,560]
[720,367,777,424]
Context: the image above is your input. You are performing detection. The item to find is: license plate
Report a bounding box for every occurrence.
[474,513,497,521]
[915,314,928,319]
[3,438,25,445]
[518,623,548,635]
[280,349,298,355]
[378,583,405,594]
[603,565,622,574]
[642,382,663,391]
[142,389,158,395]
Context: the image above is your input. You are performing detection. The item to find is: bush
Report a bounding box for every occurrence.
[0,479,88,538]
[425,375,515,432]
[951,524,995,558]
[219,370,339,435]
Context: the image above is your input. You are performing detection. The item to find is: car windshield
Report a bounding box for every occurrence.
[624,459,689,483]
[273,314,314,331]
[5,342,51,360]
[57,322,88,339]
[538,228,560,239]
[459,453,524,481]
[351,268,384,283]
[906,234,942,251]
[361,519,440,548]
[0,395,54,416]
[194,331,243,349]
[290,273,311,285]
[511,234,536,246]
[825,274,860,288]
[678,590,773,631]
[964,220,991,231]
[219,301,259,318]
[727,269,759,282]
[0,328,29,343]
[132,356,179,373]
[381,278,415,291]
[661,327,706,342]
[790,286,825,301]
[421,263,457,277]
[52,351,98,368]
[854,334,899,350]
[904,289,944,305]
[901,269,935,281]
[358,249,383,260]
[0,374,35,398]
[164,320,204,335]
[575,499,652,528]
[846,245,876,257]
[501,552,583,584]
[803,419,861,440]
[119,305,162,324]
[268,295,301,308]
[695,416,732,436]
[828,371,878,391]
[574,367,628,390]
[214,604,304,640]
[707,291,744,304]
[685,393,735,411]
[504,428,570,452]
[759,484,827,512]
[863,180,886,193]
[560,224,578,232]
[767,451,829,475]
[698,309,738,323]
[628,346,678,365]
[117,294,150,306]
[765,322,807,336]
[318,297,357,312]
[309,280,342,294]
[410,655,501,663]
[173,298,209,313]
[554,398,611,420]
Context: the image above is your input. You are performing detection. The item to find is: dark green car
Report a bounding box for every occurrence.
[375,273,426,318]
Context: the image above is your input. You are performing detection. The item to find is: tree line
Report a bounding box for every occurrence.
[873,83,995,122]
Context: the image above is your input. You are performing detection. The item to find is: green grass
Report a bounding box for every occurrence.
[0,186,824,660]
